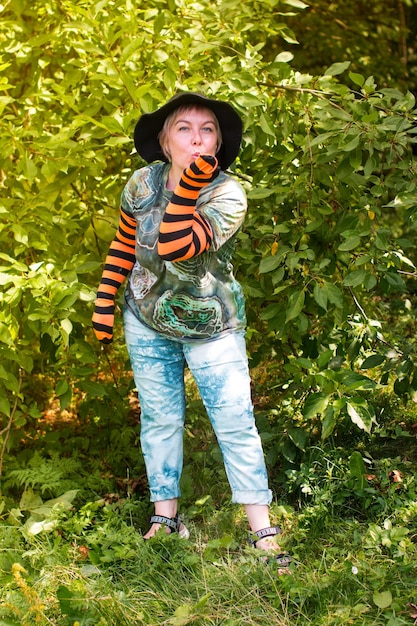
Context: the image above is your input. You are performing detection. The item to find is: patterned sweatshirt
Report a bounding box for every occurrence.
[93,160,247,342]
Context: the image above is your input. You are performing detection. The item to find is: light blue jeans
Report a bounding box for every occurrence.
[124,307,272,506]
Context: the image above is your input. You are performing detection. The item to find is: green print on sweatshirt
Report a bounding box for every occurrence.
[122,162,247,341]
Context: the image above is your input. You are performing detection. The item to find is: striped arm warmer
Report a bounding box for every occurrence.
[92,207,136,343]
[158,154,219,262]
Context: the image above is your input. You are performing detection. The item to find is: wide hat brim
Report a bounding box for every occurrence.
[134,92,243,171]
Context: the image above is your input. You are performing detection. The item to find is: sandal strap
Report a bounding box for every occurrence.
[271,552,292,567]
[149,514,181,533]
[248,525,281,547]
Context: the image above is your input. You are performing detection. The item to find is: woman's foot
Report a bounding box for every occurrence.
[144,523,166,539]
[248,526,292,571]
[144,513,190,540]
[254,536,281,552]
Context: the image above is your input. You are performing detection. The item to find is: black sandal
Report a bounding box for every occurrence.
[146,513,190,539]
[248,526,292,567]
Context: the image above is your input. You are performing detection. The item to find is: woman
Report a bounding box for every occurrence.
[92,92,290,565]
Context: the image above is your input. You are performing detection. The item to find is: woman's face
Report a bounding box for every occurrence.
[164,107,219,171]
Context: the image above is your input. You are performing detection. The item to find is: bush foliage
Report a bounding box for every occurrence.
[1,0,417,454]
[1,1,417,624]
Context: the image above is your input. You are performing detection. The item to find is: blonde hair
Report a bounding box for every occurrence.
[158,105,222,161]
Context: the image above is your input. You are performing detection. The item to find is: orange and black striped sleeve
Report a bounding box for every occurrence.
[92,207,136,343]
[158,155,218,262]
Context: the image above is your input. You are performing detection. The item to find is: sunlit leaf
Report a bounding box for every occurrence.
[373,590,392,609]
[303,392,330,420]
[324,61,351,76]
[347,401,373,433]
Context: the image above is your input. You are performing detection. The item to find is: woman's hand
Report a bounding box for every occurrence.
[187,154,219,182]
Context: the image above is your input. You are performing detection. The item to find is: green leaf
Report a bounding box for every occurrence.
[259,255,282,273]
[285,289,305,322]
[341,372,377,391]
[313,283,328,311]
[364,273,377,291]
[59,386,72,411]
[338,236,361,251]
[375,231,388,250]
[325,283,344,307]
[283,0,308,8]
[55,379,69,397]
[282,438,298,462]
[274,51,294,63]
[347,401,373,433]
[361,354,385,369]
[244,284,265,298]
[385,272,406,290]
[0,273,16,286]
[321,405,337,440]
[234,93,263,107]
[0,396,11,417]
[80,380,107,397]
[279,27,299,45]
[303,392,330,420]
[364,156,377,177]
[260,302,282,321]
[24,517,58,535]
[169,603,192,625]
[372,590,392,609]
[309,132,334,147]
[343,270,366,287]
[19,489,43,511]
[74,261,102,273]
[342,135,360,152]
[248,188,276,199]
[60,318,73,336]
[324,61,351,76]
[23,155,38,181]
[0,370,19,392]
[288,427,308,451]
[349,72,365,87]
[57,585,79,618]
[259,113,276,136]
[33,490,78,515]
[349,451,365,481]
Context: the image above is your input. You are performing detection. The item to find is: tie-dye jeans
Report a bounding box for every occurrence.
[123,306,272,506]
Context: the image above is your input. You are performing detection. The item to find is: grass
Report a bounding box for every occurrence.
[1,370,417,624]
[0,491,416,625]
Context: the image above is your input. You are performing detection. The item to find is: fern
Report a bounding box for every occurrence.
[6,451,84,496]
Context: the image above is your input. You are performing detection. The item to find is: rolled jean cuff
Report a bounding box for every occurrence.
[231,489,273,506]
[149,486,181,503]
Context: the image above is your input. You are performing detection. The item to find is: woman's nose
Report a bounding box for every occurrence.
[192,132,202,144]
